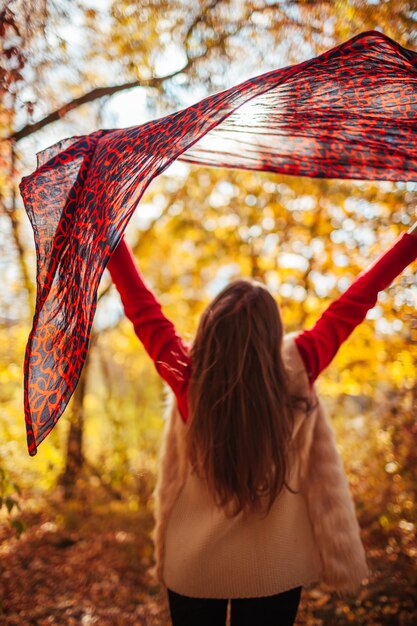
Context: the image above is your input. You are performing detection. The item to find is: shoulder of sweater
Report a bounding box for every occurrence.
[161,384,178,420]
[282,333,307,376]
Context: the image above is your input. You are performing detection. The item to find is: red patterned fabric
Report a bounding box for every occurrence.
[19,31,417,455]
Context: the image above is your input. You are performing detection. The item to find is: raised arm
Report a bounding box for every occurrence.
[107,237,191,421]
[295,225,417,384]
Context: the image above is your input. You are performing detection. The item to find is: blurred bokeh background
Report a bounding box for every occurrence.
[1,0,416,623]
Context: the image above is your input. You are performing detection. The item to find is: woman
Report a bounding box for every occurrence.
[107,220,417,626]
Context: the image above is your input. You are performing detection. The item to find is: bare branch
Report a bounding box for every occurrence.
[184,0,222,48]
[6,62,193,143]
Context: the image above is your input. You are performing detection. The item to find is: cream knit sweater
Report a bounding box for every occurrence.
[153,335,369,598]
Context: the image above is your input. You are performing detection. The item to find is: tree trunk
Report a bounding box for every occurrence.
[3,142,35,317]
[60,339,94,499]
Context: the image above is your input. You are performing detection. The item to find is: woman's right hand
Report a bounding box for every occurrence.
[408,219,417,237]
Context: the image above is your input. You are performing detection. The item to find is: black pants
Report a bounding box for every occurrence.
[167,586,302,626]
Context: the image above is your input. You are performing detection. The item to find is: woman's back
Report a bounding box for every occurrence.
[160,335,323,599]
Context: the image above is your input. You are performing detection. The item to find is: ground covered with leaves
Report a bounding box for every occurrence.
[0,486,416,626]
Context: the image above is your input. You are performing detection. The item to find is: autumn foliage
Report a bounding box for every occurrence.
[1,1,416,624]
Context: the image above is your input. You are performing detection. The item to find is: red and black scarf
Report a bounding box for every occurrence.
[19,31,417,455]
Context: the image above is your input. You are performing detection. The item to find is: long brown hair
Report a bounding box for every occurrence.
[186,278,307,517]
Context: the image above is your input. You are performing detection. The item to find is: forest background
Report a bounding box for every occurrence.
[1,1,416,624]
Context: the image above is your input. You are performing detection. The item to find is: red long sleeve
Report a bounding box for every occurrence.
[107,238,191,421]
[295,232,417,384]
[107,233,417,419]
